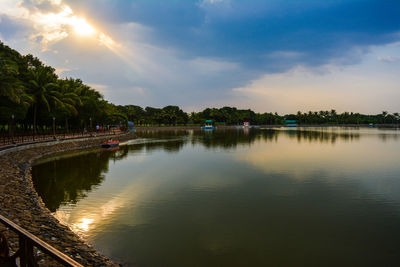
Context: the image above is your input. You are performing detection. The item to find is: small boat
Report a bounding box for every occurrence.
[201,126,215,130]
[201,119,215,130]
[101,140,120,148]
[238,122,259,129]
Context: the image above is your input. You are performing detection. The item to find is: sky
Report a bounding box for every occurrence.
[1,0,399,114]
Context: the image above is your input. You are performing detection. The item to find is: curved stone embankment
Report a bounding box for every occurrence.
[0,133,135,266]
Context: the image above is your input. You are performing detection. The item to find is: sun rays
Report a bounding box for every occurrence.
[32,5,105,45]
[2,0,117,51]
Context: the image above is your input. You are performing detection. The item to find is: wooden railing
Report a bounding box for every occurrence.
[0,214,83,267]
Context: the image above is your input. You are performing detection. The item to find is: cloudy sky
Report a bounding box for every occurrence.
[1,0,399,114]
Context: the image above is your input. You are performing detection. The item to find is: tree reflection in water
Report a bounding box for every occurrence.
[31,127,400,266]
[32,128,398,212]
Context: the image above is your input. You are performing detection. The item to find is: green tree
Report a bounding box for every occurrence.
[145,107,163,125]
[382,111,388,124]
[75,83,104,128]
[55,78,83,132]
[27,66,60,134]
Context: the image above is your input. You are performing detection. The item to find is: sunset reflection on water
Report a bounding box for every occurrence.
[33,128,400,266]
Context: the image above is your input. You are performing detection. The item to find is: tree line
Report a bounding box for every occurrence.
[285,110,399,125]
[1,42,399,134]
[0,42,126,134]
[112,105,400,127]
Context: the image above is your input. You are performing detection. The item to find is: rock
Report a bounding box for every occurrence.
[0,133,134,266]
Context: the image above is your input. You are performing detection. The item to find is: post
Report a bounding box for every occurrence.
[19,236,28,267]
[18,235,37,267]
[65,118,69,134]
[53,117,56,139]
[0,214,84,267]
[89,117,92,133]
[10,114,14,143]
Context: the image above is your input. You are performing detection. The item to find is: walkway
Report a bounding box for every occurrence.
[0,129,123,151]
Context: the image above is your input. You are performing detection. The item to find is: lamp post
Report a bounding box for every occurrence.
[89,117,92,132]
[10,114,14,142]
[52,117,56,139]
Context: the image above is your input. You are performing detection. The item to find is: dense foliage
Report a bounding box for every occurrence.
[1,42,399,133]
[0,42,128,133]
[285,110,399,125]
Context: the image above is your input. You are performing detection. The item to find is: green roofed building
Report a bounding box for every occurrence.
[284,120,297,127]
[202,119,215,130]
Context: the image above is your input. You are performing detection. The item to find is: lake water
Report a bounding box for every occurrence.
[32,127,400,266]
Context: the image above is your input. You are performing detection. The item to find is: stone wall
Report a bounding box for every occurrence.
[0,133,135,266]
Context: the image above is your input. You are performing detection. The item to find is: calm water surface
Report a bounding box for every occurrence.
[32,128,400,266]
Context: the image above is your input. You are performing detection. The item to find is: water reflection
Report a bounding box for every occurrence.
[33,140,187,211]
[33,128,400,213]
[137,127,400,147]
[32,128,400,266]
[32,150,111,211]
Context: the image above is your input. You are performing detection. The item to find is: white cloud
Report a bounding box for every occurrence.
[201,0,226,4]
[85,83,107,95]
[266,50,305,59]
[2,1,399,113]
[54,67,70,75]
[0,0,116,51]
[87,83,107,90]
[226,43,400,114]
[188,57,239,75]
[378,56,400,62]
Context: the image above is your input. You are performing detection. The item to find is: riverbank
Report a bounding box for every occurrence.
[0,133,135,266]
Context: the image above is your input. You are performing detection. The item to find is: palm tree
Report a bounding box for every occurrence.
[330,109,337,124]
[392,112,399,126]
[28,66,60,134]
[382,111,388,124]
[296,111,302,124]
[57,79,82,132]
[0,58,32,106]
[75,84,104,129]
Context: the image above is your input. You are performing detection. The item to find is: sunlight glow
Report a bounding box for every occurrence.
[72,17,96,36]
[72,218,94,233]
[1,0,119,52]
[99,33,117,48]
[34,6,97,38]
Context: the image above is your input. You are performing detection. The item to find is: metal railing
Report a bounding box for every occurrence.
[0,214,83,267]
[0,129,122,149]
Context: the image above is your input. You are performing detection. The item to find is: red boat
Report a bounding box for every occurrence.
[101,140,119,148]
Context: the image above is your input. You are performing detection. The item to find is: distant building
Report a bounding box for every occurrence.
[284,120,297,127]
[202,120,215,130]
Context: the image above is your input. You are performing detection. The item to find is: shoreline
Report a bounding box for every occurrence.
[132,124,400,134]
[134,124,399,131]
[0,133,136,266]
